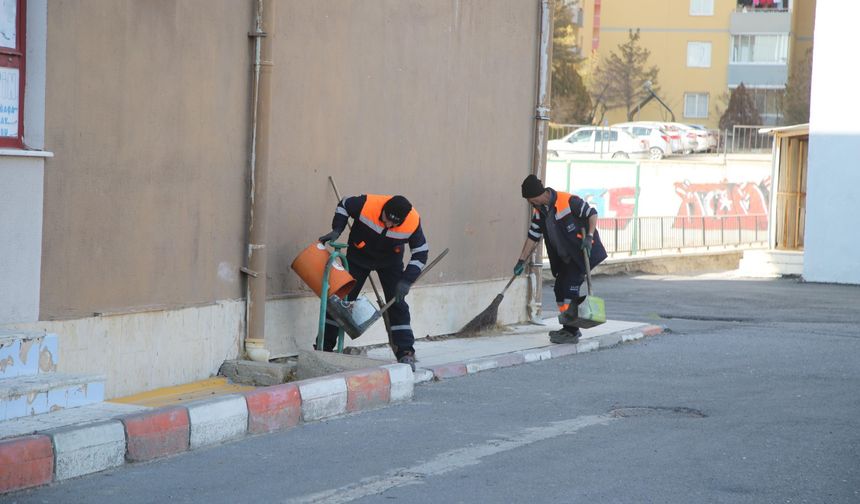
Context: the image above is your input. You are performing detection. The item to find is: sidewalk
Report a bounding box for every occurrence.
[0,317,663,494]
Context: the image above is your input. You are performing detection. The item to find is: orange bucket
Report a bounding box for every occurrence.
[290,242,356,299]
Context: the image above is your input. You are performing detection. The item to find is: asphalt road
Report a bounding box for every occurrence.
[7,273,860,503]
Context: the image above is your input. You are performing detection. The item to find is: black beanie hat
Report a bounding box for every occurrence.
[521,174,545,198]
[382,195,412,223]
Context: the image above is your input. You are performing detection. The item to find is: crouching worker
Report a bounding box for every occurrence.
[318,194,428,370]
[513,174,607,344]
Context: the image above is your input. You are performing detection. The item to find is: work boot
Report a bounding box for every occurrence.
[398,352,416,372]
[549,327,581,344]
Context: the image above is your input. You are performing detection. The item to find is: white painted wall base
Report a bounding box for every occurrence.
[3,279,529,399]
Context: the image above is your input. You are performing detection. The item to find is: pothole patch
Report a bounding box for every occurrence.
[609,406,706,419]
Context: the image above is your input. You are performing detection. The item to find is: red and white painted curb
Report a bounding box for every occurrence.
[0,324,664,495]
[417,324,665,384]
[0,363,414,495]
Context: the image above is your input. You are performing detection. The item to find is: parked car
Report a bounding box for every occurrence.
[547,127,649,160]
[688,124,719,152]
[612,122,676,160]
[664,123,701,154]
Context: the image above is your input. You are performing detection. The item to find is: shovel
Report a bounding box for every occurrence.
[559,248,606,328]
[326,248,449,339]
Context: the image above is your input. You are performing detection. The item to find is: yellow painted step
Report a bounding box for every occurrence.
[109,377,255,408]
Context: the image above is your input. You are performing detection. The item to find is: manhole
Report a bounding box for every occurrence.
[609,406,706,418]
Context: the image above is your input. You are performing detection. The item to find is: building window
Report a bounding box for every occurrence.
[690,0,714,15]
[0,0,24,148]
[748,87,784,125]
[684,93,709,118]
[687,42,712,68]
[731,34,789,64]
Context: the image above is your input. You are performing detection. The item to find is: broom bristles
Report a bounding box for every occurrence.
[457,293,504,335]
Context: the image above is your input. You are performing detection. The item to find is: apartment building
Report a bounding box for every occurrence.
[576,0,816,128]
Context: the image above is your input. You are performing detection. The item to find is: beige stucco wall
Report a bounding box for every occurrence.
[42,1,254,319]
[41,0,539,321]
[268,1,538,296]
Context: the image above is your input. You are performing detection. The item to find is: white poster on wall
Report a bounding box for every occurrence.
[0,66,18,137]
[0,0,15,49]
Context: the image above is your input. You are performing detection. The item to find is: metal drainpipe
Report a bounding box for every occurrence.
[243,0,275,362]
[527,0,554,324]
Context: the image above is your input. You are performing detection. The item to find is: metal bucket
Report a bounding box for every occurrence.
[326,295,381,339]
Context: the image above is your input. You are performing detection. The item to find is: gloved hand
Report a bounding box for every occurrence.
[394,281,411,303]
[318,230,340,244]
[513,259,525,276]
[581,234,593,258]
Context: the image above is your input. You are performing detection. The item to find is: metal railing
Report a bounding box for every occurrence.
[548,123,587,141]
[551,123,774,155]
[719,125,774,153]
[596,214,768,254]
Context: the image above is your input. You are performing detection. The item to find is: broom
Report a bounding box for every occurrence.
[457,242,539,335]
[457,274,519,334]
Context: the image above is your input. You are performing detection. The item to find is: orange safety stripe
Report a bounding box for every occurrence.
[360,194,420,235]
[554,191,573,220]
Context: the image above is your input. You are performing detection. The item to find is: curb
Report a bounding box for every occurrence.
[0,324,665,495]
[0,363,414,495]
[414,324,665,384]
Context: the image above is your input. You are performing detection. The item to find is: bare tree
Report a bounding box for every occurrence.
[783,47,813,125]
[589,29,660,120]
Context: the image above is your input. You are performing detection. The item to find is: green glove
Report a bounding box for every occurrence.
[513,259,525,276]
[581,234,593,258]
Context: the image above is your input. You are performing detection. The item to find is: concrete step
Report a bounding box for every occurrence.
[0,373,106,421]
[0,331,59,379]
[738,250,804,277]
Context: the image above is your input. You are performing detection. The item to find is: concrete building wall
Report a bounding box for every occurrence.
[0,0,49,324]
[39,0,538,322]
[10,0,542,396]
[267,0,537,295]
[803,0,860,284]
[41,1,253,320]
[0,158,44,323]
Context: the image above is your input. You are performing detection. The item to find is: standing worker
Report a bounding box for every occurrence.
[318,194,428,370]
[513,174,607,343]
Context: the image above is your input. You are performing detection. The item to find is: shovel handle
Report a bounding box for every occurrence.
[378,247,449,314]
[583,248,593,296]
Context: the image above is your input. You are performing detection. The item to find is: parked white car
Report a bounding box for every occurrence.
[688,124,718,152]
[547,127,649,160]
[669,123,704,153]
[612,122,676,160]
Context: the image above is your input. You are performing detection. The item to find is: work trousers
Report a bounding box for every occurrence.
[323,259,414,359]
[553,262,585,331]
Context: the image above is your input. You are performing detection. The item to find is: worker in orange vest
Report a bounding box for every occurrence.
[318,194,428,370]
[514,175,607,343]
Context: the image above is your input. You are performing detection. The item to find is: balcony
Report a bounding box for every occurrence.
[727,64,787,88]
[730,8,791,34]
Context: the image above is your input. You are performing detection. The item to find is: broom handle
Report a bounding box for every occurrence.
[500,274,518,295]
[504,239,541,296]
[583,248,593,296]
[377,248,449,314]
